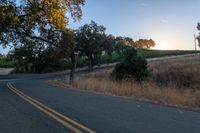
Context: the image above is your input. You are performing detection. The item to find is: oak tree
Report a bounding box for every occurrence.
[76,21,106,70]
[135,39,155,49]
[0,0,85,81]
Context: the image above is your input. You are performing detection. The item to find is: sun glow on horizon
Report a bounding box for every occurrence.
[152,43,172,50]
[151,31,185,50]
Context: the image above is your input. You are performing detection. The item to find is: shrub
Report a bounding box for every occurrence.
[111,48,149,81]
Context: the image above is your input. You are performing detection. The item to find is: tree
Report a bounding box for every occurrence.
[197,23,200,30]
[123,37,135,47]
[59,30,76,82]
[0,53,3,58]
[9,45,36,72]
[197,23,200,47]
[101,34,115,56]
[0,0,84,46]
[76,21,106,70]
[135,39,155,49]
[32,47,65,73]
[0,0,85,81]
[113,37,129,55]
[9,44,65,73]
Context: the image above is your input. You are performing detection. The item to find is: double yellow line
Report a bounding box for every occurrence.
[7,83,96,133]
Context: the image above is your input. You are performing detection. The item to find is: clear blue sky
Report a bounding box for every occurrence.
[1,0,200,54]
[69,0,200,50]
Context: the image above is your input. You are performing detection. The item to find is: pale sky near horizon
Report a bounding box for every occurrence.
[1,0,200,54]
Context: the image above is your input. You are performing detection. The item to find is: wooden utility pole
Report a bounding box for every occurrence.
[194,34,197,51]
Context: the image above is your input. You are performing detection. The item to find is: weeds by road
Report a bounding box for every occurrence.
[49,55,200,108]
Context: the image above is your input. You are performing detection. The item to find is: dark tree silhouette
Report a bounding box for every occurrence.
[76,21,106,70]
[135,39,156,49]
[197,23,200,47]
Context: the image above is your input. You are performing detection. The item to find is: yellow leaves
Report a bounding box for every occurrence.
[42,0,67,30]
[1,6,12,17]
[12,16,20,24]
[39,0,84,30]
[23,0,84,30]
[0,5,20,26]
[47,6,67,30]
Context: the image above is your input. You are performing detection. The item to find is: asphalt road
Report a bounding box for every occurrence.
[0,73,200,133]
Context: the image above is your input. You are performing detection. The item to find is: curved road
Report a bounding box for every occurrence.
[0,73,200,133]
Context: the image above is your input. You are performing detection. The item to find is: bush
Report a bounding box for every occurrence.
[111,48,149,81]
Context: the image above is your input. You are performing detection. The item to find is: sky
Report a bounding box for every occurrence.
[1,0,200,54]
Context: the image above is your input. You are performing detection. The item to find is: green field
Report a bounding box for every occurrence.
[137,49,199,58]
[100,49,200,64]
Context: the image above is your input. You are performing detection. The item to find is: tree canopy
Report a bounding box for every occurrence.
[135,39,155,49]
[9,45,66,73]
[0,0,85,47]
[76,21,107,69]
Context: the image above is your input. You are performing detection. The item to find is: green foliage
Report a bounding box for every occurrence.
[111,48,149,81]
[102,34,115,56]
[0,57,14,68]
[75,21,134,70]
[113,37,130,55]
[76,21,107,70]
[0,53,3,58]
[59,30,76,56]
[32,48,65,73]
[9,45,68,73]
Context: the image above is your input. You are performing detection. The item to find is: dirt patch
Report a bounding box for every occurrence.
[0,68,14,75]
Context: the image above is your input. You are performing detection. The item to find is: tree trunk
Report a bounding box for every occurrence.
[25,65,29,73]
[89,55,94,71]
[70,52,76,83]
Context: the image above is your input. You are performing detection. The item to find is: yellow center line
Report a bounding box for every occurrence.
[7,83,96,133]
[7,85,82,133]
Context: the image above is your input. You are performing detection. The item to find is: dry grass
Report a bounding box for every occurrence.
[49,55,200,108]
[149,56,200,89]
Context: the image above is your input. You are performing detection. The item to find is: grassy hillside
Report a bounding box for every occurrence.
[100,49,199,64]
[137,49,199,58]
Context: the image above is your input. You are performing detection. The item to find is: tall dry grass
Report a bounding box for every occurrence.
[149,56,200,89]
[49,55,200,108]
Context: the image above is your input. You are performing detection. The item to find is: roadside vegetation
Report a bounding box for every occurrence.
[0,54,14,68]
[5,48,199,72]
[2,48,199,72]
[111,48,149,81]
[49,55,200,108]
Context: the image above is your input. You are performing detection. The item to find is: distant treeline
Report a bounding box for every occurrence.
[2,21,199,73]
